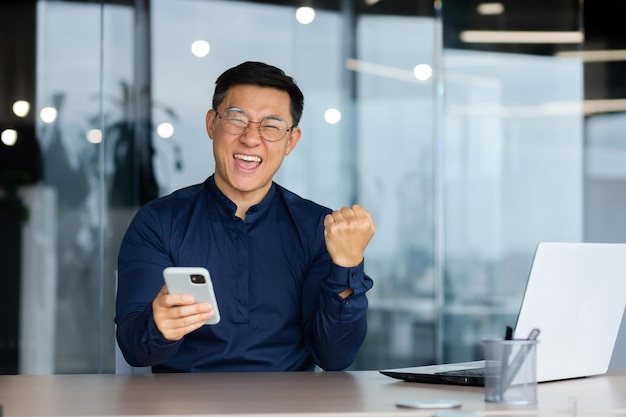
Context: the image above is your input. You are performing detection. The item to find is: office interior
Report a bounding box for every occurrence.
[1,0,625,375]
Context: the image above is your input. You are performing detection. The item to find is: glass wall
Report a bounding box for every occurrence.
[3,0,625,374]
[440,0,585,362]
[442,49,584,361]
[33,0,135,373]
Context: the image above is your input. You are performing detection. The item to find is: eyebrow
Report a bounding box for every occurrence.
[225,107,287,122]
[263,114,286,121]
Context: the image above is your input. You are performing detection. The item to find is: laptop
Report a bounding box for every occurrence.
[380,242,626,386]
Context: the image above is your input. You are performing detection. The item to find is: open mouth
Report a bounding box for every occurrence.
[234,153,262,170]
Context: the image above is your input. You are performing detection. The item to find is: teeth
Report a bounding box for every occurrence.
[234,154,261,163]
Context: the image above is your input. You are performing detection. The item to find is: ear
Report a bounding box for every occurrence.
[205,109,216,140]
[284,127,302,155]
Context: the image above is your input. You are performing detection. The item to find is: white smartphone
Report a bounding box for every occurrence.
[162,267,221,325]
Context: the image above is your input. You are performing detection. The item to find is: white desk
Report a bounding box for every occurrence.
[1,370,625,416]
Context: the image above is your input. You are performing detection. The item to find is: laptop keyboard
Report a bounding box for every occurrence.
[435,367,486,377]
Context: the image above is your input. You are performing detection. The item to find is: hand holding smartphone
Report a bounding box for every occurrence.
[163,267,221,325]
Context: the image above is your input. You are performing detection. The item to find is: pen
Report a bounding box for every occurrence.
[499,326,514,396]
[525,328,541,341]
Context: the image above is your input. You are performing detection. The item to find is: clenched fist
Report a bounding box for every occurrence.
[323,204,376,268]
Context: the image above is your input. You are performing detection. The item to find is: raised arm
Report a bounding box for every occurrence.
[303,204,376,370]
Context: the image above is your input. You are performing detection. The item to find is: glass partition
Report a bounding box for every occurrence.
[34,1,134,373]
[439,0,584,361]
[351,14,438,368]
[442,49,583,361]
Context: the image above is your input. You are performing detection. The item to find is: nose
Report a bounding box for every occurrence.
[240,121,263,144]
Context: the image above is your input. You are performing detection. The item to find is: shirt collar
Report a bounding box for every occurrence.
[206,175,277,219]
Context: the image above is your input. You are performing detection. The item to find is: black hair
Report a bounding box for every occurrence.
[212,61,304,126]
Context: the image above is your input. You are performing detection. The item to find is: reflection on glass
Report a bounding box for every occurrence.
[39,107,57,123]
[156,122,174,139]
[86,129,102,144]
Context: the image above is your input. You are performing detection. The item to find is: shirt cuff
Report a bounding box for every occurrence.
[147,314,178,347]
[327,260,372,295]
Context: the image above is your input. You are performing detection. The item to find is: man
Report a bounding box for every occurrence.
[115,61,375,372]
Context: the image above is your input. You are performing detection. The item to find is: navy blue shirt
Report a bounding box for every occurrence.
[115,175,373,372]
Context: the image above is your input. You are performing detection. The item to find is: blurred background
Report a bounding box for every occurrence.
[1,0,625,374]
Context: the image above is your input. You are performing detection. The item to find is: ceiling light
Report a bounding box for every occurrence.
[460,31,584,44]
[191,40,210,58]
[556,49,626,62]
[157,122,175,139]
[584,99,626,116]
[477,3,504,15]
[1,129,18,146]
[13,100,30,117]
[413,64,433,81]
[324,108,342,125]
[346,59,429,83]
[296,7,315,25]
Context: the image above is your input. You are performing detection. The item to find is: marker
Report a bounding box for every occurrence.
[505,325,513,340]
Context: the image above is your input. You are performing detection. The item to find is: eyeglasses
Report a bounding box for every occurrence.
[216,108,294,142]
